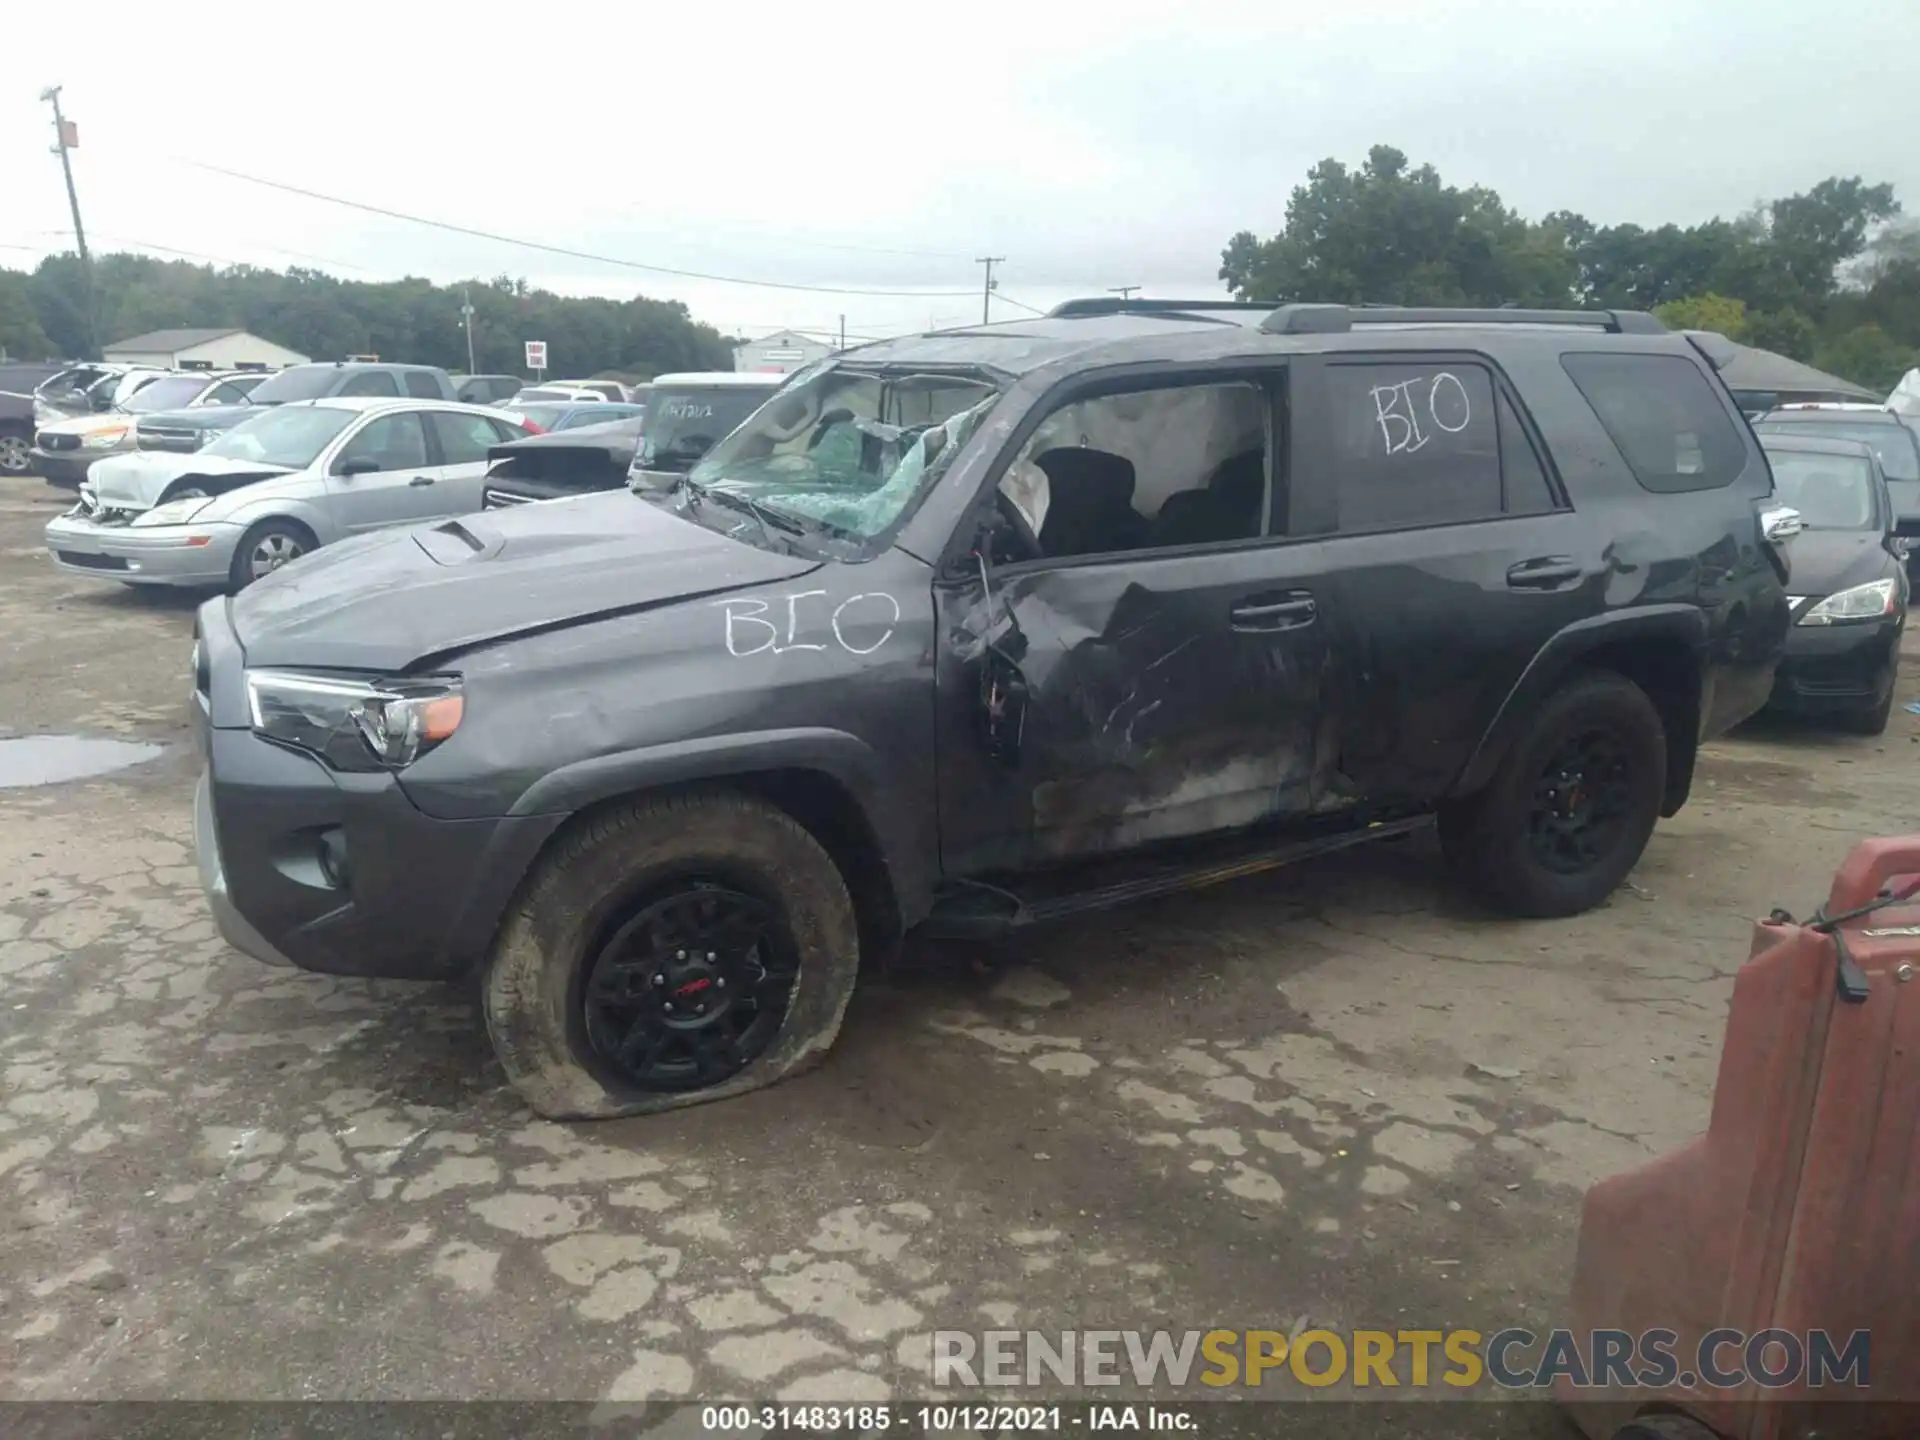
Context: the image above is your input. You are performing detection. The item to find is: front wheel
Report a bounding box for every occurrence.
[228,518,316,593]
[483,790,859,1120]
[1440,670,1667,918]
[0,432,30,475]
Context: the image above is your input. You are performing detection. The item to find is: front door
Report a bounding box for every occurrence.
[324,411,439,532]
[932,368,1342,878]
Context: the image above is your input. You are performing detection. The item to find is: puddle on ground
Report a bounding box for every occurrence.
[0,735,165,787]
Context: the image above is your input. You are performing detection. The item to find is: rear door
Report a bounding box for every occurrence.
[424,410,522,514]
[1287,351,1590,807]
[324,410,438,531]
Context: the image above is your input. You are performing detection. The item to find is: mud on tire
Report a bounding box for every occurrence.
[1440,668,1667,919]
[483,789,859,1120]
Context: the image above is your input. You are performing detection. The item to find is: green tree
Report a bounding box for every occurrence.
[1652,293,1749,339]
[2,254,733,378]
[1745,309,1818,361]
[1218,145,1574,307]
[1813,324,1918,394]
[0,269,53,359]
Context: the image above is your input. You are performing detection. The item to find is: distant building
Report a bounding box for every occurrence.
[102,328,309,371]
[732,329,832,375]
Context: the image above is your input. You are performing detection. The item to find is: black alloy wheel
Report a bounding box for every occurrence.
[582,882,800,1092]
[1527,729,1635,875]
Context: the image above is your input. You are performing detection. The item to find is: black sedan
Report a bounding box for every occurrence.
[480,416,645,509]
[1761,433,1908,733]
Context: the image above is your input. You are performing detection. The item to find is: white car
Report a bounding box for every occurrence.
[44,397,530,593]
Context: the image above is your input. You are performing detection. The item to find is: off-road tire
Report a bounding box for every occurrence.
[228,517,317,593]
[1439,669,1666,918]
[483,790,859,1120]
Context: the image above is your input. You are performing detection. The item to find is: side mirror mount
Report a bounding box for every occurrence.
[336,455,379,477]
[1761,505,1803,544]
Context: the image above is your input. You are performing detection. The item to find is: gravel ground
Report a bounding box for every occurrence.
[4,477,1914,1434]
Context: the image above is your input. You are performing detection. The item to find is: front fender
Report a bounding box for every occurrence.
[1453,605,1710,802]
[507,725,929,921]
[214,493,339,544]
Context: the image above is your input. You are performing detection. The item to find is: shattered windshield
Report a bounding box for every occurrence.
[684,365,1002,542]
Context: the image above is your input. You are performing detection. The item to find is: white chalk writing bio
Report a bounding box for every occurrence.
[718,591,901,658]
[1369,372,1472,456]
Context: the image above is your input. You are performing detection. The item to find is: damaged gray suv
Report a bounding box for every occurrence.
[191,300,1799,1119]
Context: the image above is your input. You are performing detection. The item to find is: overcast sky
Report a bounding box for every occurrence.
[3,0,1917,349]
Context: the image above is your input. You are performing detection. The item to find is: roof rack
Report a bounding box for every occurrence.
[1047,297,1276,320]
[1260,304,1667,336]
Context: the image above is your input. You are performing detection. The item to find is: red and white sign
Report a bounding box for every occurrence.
[524,340,547,371]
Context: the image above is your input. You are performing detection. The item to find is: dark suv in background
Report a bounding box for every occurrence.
[191,301,1796,1121]
[136,361,461,453]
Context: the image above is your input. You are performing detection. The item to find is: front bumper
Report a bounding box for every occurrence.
[45,511,238,587]
[29,448,96,486]
[1769,613,1903,715]
[190,605,564,980]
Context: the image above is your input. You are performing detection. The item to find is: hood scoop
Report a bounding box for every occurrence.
[414,519,496,565]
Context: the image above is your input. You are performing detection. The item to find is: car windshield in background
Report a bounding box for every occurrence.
[686,367,1002,541]
[641,387,780,473]
[122,376,214,413]
[1755,419,1920,481]
[244,367,341,405]
[200,406,357,469]
[558,404,642,431]
[1765,450,1880,530]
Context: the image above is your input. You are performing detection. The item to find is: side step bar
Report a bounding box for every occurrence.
[921,815,1434,940]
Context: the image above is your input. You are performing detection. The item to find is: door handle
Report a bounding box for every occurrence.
[409,475,435,487]
[1231,591,1316,632]
[1506,557,1583,589]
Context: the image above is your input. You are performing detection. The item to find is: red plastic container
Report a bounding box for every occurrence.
[1562,836,1920,1440]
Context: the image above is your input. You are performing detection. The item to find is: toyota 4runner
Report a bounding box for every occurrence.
[189,301,1800,1120]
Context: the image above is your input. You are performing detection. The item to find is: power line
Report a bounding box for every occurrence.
[991,290,1048,316]
[176,157,983,299]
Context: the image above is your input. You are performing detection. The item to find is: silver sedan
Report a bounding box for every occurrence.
[44,397,530,592]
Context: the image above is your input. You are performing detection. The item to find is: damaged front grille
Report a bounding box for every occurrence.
[71,487,137,526]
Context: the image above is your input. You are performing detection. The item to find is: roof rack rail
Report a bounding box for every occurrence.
[1260,304,1667,336]
[1047,297,1276,319]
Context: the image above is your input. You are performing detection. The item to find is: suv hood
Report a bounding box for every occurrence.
[137,404,264,432]
[88,450,295,511]
[230,490,823,671]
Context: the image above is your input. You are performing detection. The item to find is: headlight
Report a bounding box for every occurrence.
[81,427,130,449]
[244,669,465,771]
[1798,578,1903,626]
[131,497,214,527]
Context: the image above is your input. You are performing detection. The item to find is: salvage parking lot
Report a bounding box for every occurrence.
[2,475,1915,1421]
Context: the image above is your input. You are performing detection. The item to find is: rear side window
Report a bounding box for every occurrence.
[338,370,400,397]
[403,370,442,399]
[1325,361,1529,532]
[1561,353,1747,493]
[429,410,504,464]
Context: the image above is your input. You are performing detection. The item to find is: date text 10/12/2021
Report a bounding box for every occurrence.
[698,1404,1197,1432]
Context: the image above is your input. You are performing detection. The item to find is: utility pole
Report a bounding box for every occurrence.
[41,86,96,359]
[838,314,846,352]
[975,256,1004,324]
[460,285,477,374]
[1109,285,1141,301]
